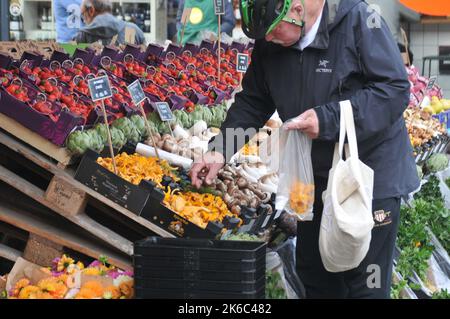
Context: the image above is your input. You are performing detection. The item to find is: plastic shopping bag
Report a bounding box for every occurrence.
[275,128,315,221]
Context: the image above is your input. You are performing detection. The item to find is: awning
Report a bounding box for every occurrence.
[399,0,450,16]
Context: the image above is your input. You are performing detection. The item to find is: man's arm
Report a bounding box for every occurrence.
[209,41,276,162]
[221,0,236,36]
[314,8,410,142]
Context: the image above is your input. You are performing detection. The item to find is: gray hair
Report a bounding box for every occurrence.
[83,0,113,13]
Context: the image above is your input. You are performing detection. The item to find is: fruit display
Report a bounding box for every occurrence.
[422,96,450,115]
[3,255,133,299]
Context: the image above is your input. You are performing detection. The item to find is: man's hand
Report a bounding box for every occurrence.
[284,109,320,139]
[190,151,225,189]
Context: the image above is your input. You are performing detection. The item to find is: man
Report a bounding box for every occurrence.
[191,0,419,298]
[74,0,145,45]
[54,0,84,43]
[176,0,236,45]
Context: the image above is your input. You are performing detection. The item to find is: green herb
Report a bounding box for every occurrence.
[265,271,287,299]
[432,289,450,299]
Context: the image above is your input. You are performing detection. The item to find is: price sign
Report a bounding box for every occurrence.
[236,53,249,73]
[426,76,437,92]
[88,75,112,101]
[155,102,174,122]
[127,80,146,105]
[214,0,225,15]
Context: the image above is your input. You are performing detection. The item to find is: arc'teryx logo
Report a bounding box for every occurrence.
[319,60,330,67]
[316,59,333,73]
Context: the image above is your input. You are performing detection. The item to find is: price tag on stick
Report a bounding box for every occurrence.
[214,0,225,81]
[155,102,176,138]
[126,80,161,159]
[427,76,437,92]
[88,76,117,174]
[236,53,249,87]
[214,0,225,15]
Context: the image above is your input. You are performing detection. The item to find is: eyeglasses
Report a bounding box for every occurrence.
[280,15,304,28]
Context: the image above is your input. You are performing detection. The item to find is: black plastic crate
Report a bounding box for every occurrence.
[134,237,267,261]
[134,276,265,293]
[135,287,265,299]
[133,254,265,272]
[134,265,265,282]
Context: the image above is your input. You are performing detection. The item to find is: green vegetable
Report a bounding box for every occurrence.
[85,129,104,153]
[112,117,141,144]
[432,289,450,299]
[95,123,108,144]
[173,109,190,128]
[110,126,126,149]
[426,153,449,173]
[130,114,149,138]
[66,130,92,155]
[265,271,287,299]
[222,233,261,241]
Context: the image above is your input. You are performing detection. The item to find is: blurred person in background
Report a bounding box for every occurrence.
[176,0,235,45]
[75,0,145,45]
[54,0,84,43]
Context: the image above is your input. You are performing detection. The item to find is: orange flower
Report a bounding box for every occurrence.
[103,286,121,299]
[34,291,54,299]
[119,280,134,299]
[75,281,104,299]
[11,278,31,297]
[37,277,68,299]
[18,285,40,299]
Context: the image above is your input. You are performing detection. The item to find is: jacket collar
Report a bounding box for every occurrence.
[292,0,364,51]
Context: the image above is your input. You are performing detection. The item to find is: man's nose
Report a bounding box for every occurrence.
[265,33,274,42]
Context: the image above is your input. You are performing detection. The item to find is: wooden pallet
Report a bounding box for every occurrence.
[0,130,174,252]
[0,113,75,169]
[0,202,132,271]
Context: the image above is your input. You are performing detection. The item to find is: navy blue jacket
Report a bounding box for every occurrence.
[210,0,419,199]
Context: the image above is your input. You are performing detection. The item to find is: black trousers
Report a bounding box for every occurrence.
[296,176,401,299]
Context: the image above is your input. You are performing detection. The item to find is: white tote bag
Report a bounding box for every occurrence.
[319,100,375,272]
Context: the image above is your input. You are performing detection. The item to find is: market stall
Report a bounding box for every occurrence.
[0,37,449,299]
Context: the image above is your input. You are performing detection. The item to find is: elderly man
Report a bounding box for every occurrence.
[74,0,145,45]
[191,0,419,299]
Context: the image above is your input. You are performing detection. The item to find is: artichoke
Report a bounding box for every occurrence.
[173,109,191,128]
[66,130,92,155]
[85,129,104,153]
[130,114,149,138]
[112,117,141,143]
[110,126,127,149]
[95,123,108,144]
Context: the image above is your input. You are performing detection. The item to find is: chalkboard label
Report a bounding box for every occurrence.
[427,76,437,92]
[155,102,174,122]
[236,53,249,73]
[214,0,225,15]
[88,75,113,101]
[127,79,146,105]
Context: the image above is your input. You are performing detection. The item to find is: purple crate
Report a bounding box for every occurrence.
[0,53,12,69]
[230,41,247,52]
[20,51,44,67]
[0,82,84,146]
[50,50,71,64]
[199,40,214,52]
[122,44,144,61]
[164,43,183,58]
[182,43,200,56]
[72,48,95,65]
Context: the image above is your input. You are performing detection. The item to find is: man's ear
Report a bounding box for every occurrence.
[292,1,304,17]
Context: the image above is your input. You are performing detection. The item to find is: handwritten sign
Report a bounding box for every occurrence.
[236,53,249,73]
[155,102,174,122]
[426,76,437,92]
[127,80,146,105]
[87,75,112,101]
[214,0,225,15]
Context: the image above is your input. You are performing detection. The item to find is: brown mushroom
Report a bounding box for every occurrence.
[231,205,241,215]
[236,177,248,189]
